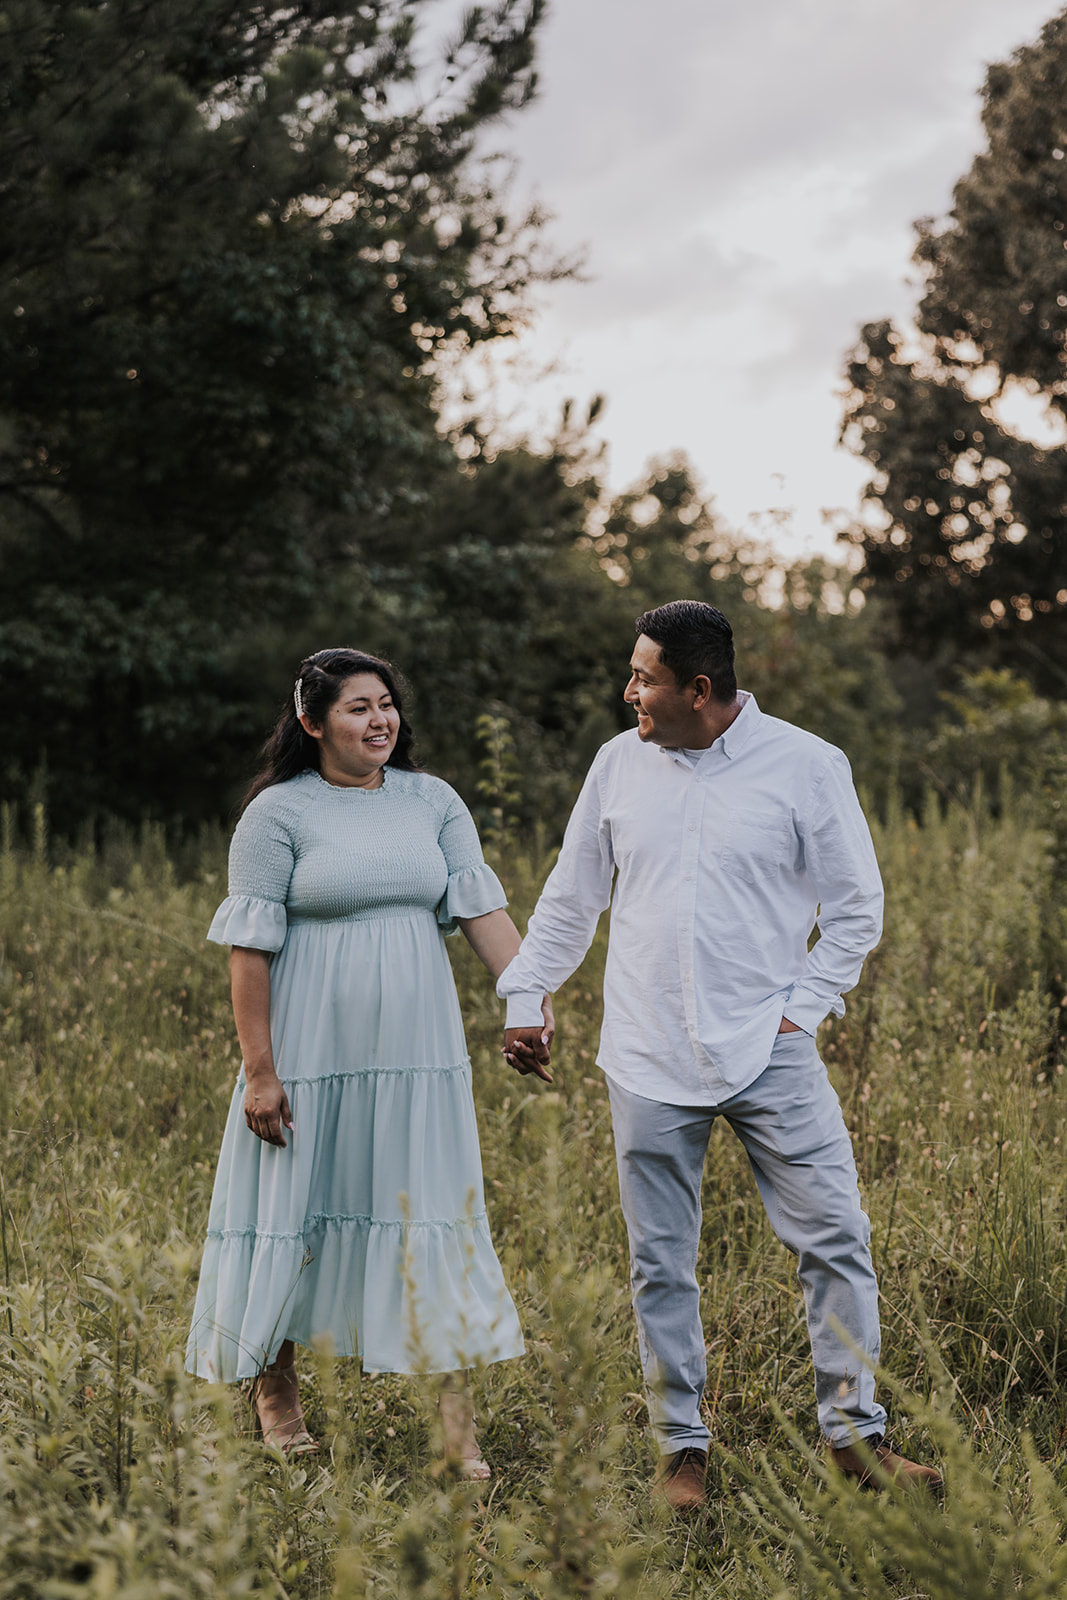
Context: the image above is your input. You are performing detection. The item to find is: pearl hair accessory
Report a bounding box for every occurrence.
[294,678,305,718]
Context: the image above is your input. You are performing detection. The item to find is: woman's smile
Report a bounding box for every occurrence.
[303,673,402,785]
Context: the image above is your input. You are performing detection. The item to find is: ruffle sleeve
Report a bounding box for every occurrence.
[436,861,507,935]
[207,894,288,952]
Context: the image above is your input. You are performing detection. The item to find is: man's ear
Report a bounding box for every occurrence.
[690,674,713,711]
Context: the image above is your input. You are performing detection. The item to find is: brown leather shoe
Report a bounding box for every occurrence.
[654,1447,708,1513]
[827,1435,942,1494]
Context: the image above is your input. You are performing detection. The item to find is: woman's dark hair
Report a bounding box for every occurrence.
[241,648,419,813]
[634,600,737,703]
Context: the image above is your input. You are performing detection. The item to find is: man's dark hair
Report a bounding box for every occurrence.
[634,600,737,702]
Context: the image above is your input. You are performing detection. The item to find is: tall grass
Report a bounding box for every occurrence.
[0,788,1064,1597]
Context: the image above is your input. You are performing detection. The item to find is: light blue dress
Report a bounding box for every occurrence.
[185,767,525,1382]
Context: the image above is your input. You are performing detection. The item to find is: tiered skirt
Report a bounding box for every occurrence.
[185,904,524,1381]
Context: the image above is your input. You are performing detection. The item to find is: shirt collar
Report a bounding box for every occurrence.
[659,689,761,767]
[719,689,760,759]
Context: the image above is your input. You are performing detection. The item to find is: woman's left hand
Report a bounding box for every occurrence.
[540,993,555,1047]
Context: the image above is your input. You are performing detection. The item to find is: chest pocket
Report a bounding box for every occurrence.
[717,806,796,885]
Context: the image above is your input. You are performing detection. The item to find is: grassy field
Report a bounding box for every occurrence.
[1,790,1065,1598]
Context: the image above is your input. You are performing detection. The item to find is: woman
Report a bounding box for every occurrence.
[186,648,550,1471]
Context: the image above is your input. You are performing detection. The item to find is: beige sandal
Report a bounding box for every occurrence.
[253,1364,320,1457]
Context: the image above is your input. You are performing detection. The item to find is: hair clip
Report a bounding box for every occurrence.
[294,679,304,718]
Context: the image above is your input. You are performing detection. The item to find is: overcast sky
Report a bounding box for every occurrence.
[458,0,1059,559]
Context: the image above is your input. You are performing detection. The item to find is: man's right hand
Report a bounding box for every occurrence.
[503,1026,554,1084]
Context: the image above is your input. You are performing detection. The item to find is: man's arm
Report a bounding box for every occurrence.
[499,753,615,1078]
[784,751,884,1035]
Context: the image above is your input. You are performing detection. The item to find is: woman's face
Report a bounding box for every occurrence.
[303,673,401,787]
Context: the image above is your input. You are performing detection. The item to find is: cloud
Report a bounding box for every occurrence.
[481,0,1059,553]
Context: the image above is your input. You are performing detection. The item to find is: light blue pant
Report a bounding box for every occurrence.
[607,1031,888,1453]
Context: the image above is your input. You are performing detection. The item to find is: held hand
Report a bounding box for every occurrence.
[503,1005,554,1084]
[244,1071,293,1147]
[778,1017,802,1034]
[540,993,556,1047]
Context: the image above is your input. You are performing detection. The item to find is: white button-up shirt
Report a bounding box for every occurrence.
[497,692,883,1105]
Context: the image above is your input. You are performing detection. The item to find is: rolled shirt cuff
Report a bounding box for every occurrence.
[504,990,548,1030]
[783,983,844,1037]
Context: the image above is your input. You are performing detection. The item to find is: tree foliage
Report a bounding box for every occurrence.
[0,0,549,823]
[841,8,1067,692]
[0,0,947,836]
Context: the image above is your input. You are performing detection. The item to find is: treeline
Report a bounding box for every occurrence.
[3,1,1067,839]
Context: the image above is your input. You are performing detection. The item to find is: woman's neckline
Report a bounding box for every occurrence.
[309,766,390,794]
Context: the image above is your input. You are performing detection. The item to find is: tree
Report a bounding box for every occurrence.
[591,455,902,796]
[841,9,1067,694]
[0,0,550,825]
[289,401,636,831]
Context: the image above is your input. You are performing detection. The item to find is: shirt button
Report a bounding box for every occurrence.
[688,824,696,832]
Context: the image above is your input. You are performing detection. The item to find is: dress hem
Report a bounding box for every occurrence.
[185,1334,527,1383]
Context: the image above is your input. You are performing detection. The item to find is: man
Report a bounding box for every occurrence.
[497,600,941,1512]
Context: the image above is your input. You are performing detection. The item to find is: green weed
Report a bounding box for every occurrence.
[0,792,1064,1594]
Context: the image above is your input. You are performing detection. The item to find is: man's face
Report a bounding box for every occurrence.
[623,634,697,746]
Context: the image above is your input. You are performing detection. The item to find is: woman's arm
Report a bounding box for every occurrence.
[232,946,292,1148]
[457,910,555,1079]
[456,908,522,978]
